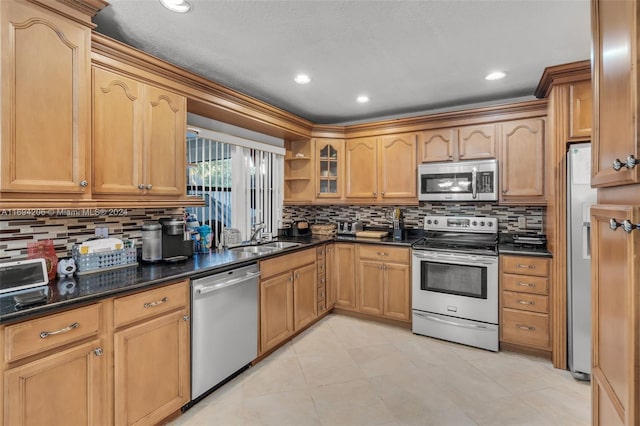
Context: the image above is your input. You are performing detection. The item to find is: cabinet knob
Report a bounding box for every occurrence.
[93,348,103,357]
[381,192,385,196]
[138,184,145,190]
[183,315,190,322]
[448,155,453,159]
[373,192,377,196]
[146,184,153,190]
[610,218,637,233]
[459,154,465,158]
[613,155,637,171]
[79,180,88,188]
[288,276,293,282]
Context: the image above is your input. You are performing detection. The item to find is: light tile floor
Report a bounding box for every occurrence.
[171,314,590,426]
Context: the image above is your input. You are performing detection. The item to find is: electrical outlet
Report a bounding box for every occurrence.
[95,227,109,238]
[517,217,527,229]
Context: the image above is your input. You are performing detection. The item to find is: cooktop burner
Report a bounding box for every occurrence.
[411,215,499,255]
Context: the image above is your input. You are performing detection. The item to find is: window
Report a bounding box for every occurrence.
[186,127,284,248]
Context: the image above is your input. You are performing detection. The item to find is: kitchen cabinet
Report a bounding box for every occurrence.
[325,243,336,309]
[419,124,495,163]
[259,248,316,354]
[569,81,592,141]
[314,138,344,200]
[333,243,357,311]
[499,255,551,354]
[499,118,546,205]
[345,133,417,203]
[590,205,639,426]
[93,67,187,198]
[113,281,190,426]
[358,245,411,322]
[316,244,335,314]
[592,0,640,188]
[284,139,314,203]
[2,304,106,426]
[0,0,92,198]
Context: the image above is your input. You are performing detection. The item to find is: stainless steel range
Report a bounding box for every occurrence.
[411,215,499,351]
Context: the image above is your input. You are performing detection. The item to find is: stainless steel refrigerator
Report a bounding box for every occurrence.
[567,143,597,381]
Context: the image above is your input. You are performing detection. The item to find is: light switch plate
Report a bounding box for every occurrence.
[95,227,109,238]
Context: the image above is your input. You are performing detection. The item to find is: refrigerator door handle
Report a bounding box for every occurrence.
[582,222,591,259]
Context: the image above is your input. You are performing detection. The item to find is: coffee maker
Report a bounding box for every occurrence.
[159,218,194,262]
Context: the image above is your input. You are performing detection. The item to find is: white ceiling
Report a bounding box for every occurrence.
[93,0,591,124]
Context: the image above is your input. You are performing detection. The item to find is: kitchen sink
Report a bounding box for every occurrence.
[260,241,301,249]
[229,245,279,255]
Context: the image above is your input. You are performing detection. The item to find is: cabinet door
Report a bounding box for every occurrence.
[143,85,186,196]
[93,67,144,195]
[591,205,639,425]
[315,139,343,199]
[458,124,496,160]
[0,0,90,194]
[325,244,336,308]
[500,118,545,204]
[359,260,384,316]
[345,137,377,199]
[419,129,456,162]
[334,243,357,310]
[378,134,417,199]
[293,263,317,330]
[569,81,592,141]
[114,309,190,426]
[260,273,294,353]
[5,339,105,426]
[592,0,640,187]
[383,263,411,321]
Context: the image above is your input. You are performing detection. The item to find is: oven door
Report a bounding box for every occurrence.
[411,250,498,324]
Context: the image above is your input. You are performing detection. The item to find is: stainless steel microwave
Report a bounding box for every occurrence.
[418,159,498,202]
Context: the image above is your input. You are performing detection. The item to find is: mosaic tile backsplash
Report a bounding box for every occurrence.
[0,208,183,261]
[283,203,545,235]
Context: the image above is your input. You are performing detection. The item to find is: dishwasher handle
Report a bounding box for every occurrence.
[194,271,261,295]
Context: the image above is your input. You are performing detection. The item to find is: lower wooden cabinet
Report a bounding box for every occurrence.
[499,255,551,353]
[4,338,105,426]
[333,243,357,310]
[259,248,317,354]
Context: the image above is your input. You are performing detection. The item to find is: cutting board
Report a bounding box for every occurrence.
[355,231,389,239]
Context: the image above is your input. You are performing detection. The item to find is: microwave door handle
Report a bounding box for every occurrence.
[471,167,477,199]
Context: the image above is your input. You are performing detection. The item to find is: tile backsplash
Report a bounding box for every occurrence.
[283,203,545,234]
[0,208,183,261]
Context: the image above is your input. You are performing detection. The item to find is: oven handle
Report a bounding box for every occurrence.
[414,311,494,331]
[471,166,477,199]
[412,252,497,266]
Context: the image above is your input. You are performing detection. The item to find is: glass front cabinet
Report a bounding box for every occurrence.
[314,138,344,199]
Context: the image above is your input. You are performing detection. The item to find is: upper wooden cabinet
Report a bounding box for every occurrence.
[344,133,417,203]
[499,118,546,205]
[314,138,344,200]
[569,81,592,141]
[420,124,495,163]
[93,67,186,198]
[592,0,640,188]
[0,0,91,197]
[284,139,313,203]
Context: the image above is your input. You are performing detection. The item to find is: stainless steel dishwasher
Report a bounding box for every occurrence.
[191,263,260,401]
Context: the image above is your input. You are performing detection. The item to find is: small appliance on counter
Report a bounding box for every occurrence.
[336,221,363,236]
[292,220,311,237]
[159,218,193,262]
[141,222,162,263]
[504,234,548,249]
[222,227,243,248]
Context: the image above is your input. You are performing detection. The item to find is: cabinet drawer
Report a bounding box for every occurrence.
[501,308,550,349]
[317,260,326,275]
[502,291,549,313]
[317,286,326,301]
[261,248,316,279]
[318,300,325,313]
[316,245,326,260]
[502,273,549,295]
[317,274,326,288]
[359,245,409,263]
[114,280,189,328]
[502,256,549,277]
[5,303,103,362]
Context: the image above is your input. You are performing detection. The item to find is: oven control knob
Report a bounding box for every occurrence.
[472,221,478,226]
[426,219,432,225]
[480,221,485,226]
[488,222,493,227]
[434,220,439,225]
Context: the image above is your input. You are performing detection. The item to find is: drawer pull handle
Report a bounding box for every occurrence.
[377,252,389,256]
[40,322,79,339]
[517,282,536,288]
[144,297,168,308]
[518,300,535,305]
[516,264,535,269]
[516,324,536,331]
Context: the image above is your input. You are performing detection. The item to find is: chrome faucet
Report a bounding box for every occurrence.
[250,222,266,244]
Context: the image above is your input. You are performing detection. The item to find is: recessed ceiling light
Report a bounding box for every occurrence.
[159,0,192,13]
[294,74,311,84]
[485,71,507,81]
[356,95,370,103]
